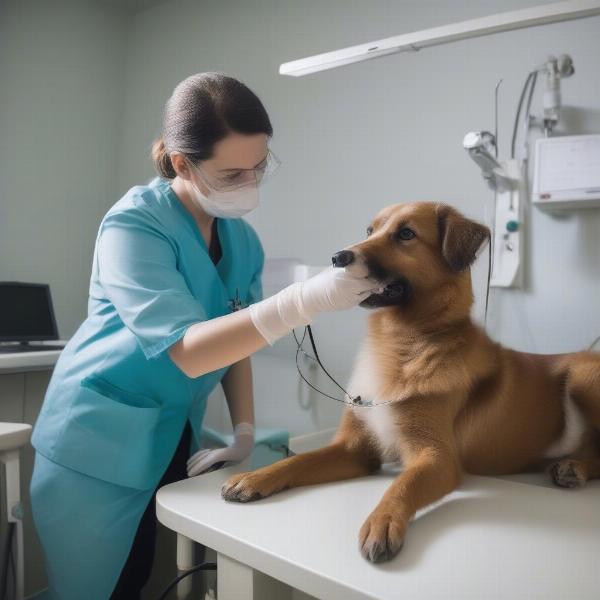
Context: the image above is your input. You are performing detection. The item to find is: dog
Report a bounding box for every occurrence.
[222,201,600,563]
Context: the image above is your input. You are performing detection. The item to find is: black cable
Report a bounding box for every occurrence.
[511,71,535,159]
[155,561,217,600]
[292,325,397,408]
[523,71,538,149]
[306,326,349,397]
[293,328,324,409]
[1,522,15,600]
[484,232,492,328]
[293,328,350,404]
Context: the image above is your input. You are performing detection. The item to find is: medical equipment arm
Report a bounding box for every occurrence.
[169,267,377,378]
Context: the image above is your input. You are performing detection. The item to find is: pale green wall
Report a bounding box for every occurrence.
[0,0,129,338]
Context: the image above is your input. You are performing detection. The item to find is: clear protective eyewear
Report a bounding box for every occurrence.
[191,149,281,193]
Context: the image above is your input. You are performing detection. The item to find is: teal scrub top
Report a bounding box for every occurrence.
[31,177,264,491]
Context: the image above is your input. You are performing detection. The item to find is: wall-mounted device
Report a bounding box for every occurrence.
[463,127,524,288]
[533,134,600,209]
[463,134,525,288]
[490,160,526,288]
[463,131,517,193]
[531,54,575,134]
[462,50,590,289]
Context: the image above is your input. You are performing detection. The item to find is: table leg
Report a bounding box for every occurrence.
[2,449,24,600]
[176,533,194,599]
[217,553,292,600]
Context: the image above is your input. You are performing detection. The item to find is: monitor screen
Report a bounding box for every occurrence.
[0,283,59,341]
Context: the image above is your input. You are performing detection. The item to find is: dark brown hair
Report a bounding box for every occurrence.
[151,72,273,179]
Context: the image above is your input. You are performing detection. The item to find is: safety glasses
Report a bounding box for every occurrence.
[190,149,281,193]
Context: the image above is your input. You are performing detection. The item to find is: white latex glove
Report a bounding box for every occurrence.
[187,422,254,477]
[249,266,378,345]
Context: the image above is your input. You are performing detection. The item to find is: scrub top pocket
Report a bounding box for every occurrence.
[49,376,162,490]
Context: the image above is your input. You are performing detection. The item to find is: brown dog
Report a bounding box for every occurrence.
[222,202,600,563]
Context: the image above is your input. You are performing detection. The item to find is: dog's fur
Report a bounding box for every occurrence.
[222,202,600,563]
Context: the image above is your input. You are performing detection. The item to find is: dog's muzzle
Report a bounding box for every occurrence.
[331,250,410,308]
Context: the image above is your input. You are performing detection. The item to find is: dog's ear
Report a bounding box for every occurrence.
[437,205,490,272]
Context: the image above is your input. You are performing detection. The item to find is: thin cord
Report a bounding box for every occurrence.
[484,231,492,328]
[306,326,348,397]
[522,70,538,158]
[511,71,535,159]
[293,328,354,404]
[155,561,217,600]
[293,328,319,409]
[292,325,397,408]
[494,78,503,158]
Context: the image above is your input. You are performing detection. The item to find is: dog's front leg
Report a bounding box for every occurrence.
[222,410,380,502]
[359,445,461,562]
[359,396,462,562]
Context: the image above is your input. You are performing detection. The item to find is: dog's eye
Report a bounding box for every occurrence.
[397,227,415,241]
[366,227,373,237]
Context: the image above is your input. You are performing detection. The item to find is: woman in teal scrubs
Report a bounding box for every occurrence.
[29,72,377,600]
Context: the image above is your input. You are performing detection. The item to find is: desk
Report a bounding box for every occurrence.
[0,341,66,374]
[157,431,600,600]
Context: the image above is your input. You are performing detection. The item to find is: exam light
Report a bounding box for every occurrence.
[279,0,600,77]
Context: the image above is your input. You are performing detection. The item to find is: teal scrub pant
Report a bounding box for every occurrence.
[30,425,191,600]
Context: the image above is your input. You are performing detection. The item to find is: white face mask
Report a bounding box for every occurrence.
[188,176,259,219]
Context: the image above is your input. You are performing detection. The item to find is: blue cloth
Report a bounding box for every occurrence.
[30,177,264,599]
[30,453,155,600]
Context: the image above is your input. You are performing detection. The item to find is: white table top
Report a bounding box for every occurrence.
[157,442,600,600]
[0,341,67,373]
[0,422,32,451]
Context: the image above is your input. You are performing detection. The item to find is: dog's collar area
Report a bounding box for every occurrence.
[348,396,375,408]
[349,395,374,407]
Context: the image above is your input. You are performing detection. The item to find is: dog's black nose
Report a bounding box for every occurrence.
[332,250,355,268]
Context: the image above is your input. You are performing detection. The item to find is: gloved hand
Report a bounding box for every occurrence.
[187,422,254,477]
[249,266,378,345]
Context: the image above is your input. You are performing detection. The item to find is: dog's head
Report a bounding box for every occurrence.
[332,202,490,314]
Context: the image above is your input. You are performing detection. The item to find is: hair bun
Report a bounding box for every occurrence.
[151,138,176,179]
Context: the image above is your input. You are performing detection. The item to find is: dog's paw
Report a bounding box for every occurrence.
[550,459,586,489]
[221,471,281,503]
[359,510,406,563]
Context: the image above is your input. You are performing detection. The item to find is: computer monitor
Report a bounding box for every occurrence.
[0,282,60,342]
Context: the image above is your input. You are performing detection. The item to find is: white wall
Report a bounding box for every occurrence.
[116,0,600,434]
[0,0,129,338]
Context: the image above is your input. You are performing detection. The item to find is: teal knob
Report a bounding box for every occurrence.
[506,220,519,233]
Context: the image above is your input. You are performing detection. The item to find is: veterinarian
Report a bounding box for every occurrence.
[29,72,377,600]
